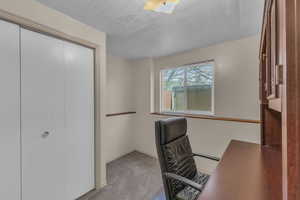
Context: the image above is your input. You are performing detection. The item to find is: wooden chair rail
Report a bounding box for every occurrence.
[106,112,136,117]
[150,112,261,124]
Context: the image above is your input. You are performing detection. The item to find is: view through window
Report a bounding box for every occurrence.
[160,61,214,115]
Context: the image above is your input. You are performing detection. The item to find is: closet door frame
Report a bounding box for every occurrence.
[0,14,101,196]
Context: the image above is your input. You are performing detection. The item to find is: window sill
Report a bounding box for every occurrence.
[150,112,261,124]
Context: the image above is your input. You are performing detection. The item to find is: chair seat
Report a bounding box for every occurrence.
[175,172,210,200]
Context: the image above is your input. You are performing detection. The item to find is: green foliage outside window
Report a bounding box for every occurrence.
[161,63,214,113]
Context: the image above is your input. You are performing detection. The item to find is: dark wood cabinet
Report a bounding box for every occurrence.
[260,0,282,148]
[260,0,300,200]
[261,0,283,112]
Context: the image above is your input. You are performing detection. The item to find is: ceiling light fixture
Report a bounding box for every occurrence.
[144,0,180,14]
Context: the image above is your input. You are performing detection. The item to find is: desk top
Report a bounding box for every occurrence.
[198,140,282,200]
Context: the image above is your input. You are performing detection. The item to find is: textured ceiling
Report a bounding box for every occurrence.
[37,0,264,59]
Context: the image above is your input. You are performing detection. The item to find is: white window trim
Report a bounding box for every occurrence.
[159,60,215,116]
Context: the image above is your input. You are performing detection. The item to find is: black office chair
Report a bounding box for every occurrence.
[155,118,220,200]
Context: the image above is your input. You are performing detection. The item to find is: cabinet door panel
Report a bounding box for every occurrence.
[21,29,67,200]
[64,42,95,199]
[265,0,281,112]
[0,20,21,200]
[270,0,277,97]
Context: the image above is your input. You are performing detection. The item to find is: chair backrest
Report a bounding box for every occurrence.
[155,118,197,200]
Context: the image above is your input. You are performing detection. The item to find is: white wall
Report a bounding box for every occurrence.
[105,55,136,163]
[131,36,261,174]
[107,55,135,113]
[153,35,260,119]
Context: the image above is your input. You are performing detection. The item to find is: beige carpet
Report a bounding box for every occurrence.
[89,151,164,200]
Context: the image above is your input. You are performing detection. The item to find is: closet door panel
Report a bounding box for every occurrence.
[21,29,67,200]
[64,42,95,199]
[0,20,20,200]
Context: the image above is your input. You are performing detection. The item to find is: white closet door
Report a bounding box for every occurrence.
[0,20,20,200]
[21,29,67,200]
[64,42,95,199]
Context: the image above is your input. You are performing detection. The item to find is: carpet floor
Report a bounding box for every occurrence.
[89,151,165,200]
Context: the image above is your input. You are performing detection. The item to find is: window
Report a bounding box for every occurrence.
[160,61,214,115]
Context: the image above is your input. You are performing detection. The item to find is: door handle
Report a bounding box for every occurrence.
[42,131,50,138]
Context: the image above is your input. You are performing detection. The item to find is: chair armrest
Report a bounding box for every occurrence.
[193,153,220,161]
[164,172,203,191]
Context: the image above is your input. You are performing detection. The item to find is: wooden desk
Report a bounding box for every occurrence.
[198,140,282,200]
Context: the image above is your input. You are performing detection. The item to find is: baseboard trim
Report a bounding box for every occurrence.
[77,189,99,200]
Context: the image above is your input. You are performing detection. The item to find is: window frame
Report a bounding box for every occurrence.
[159,60,215,116]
